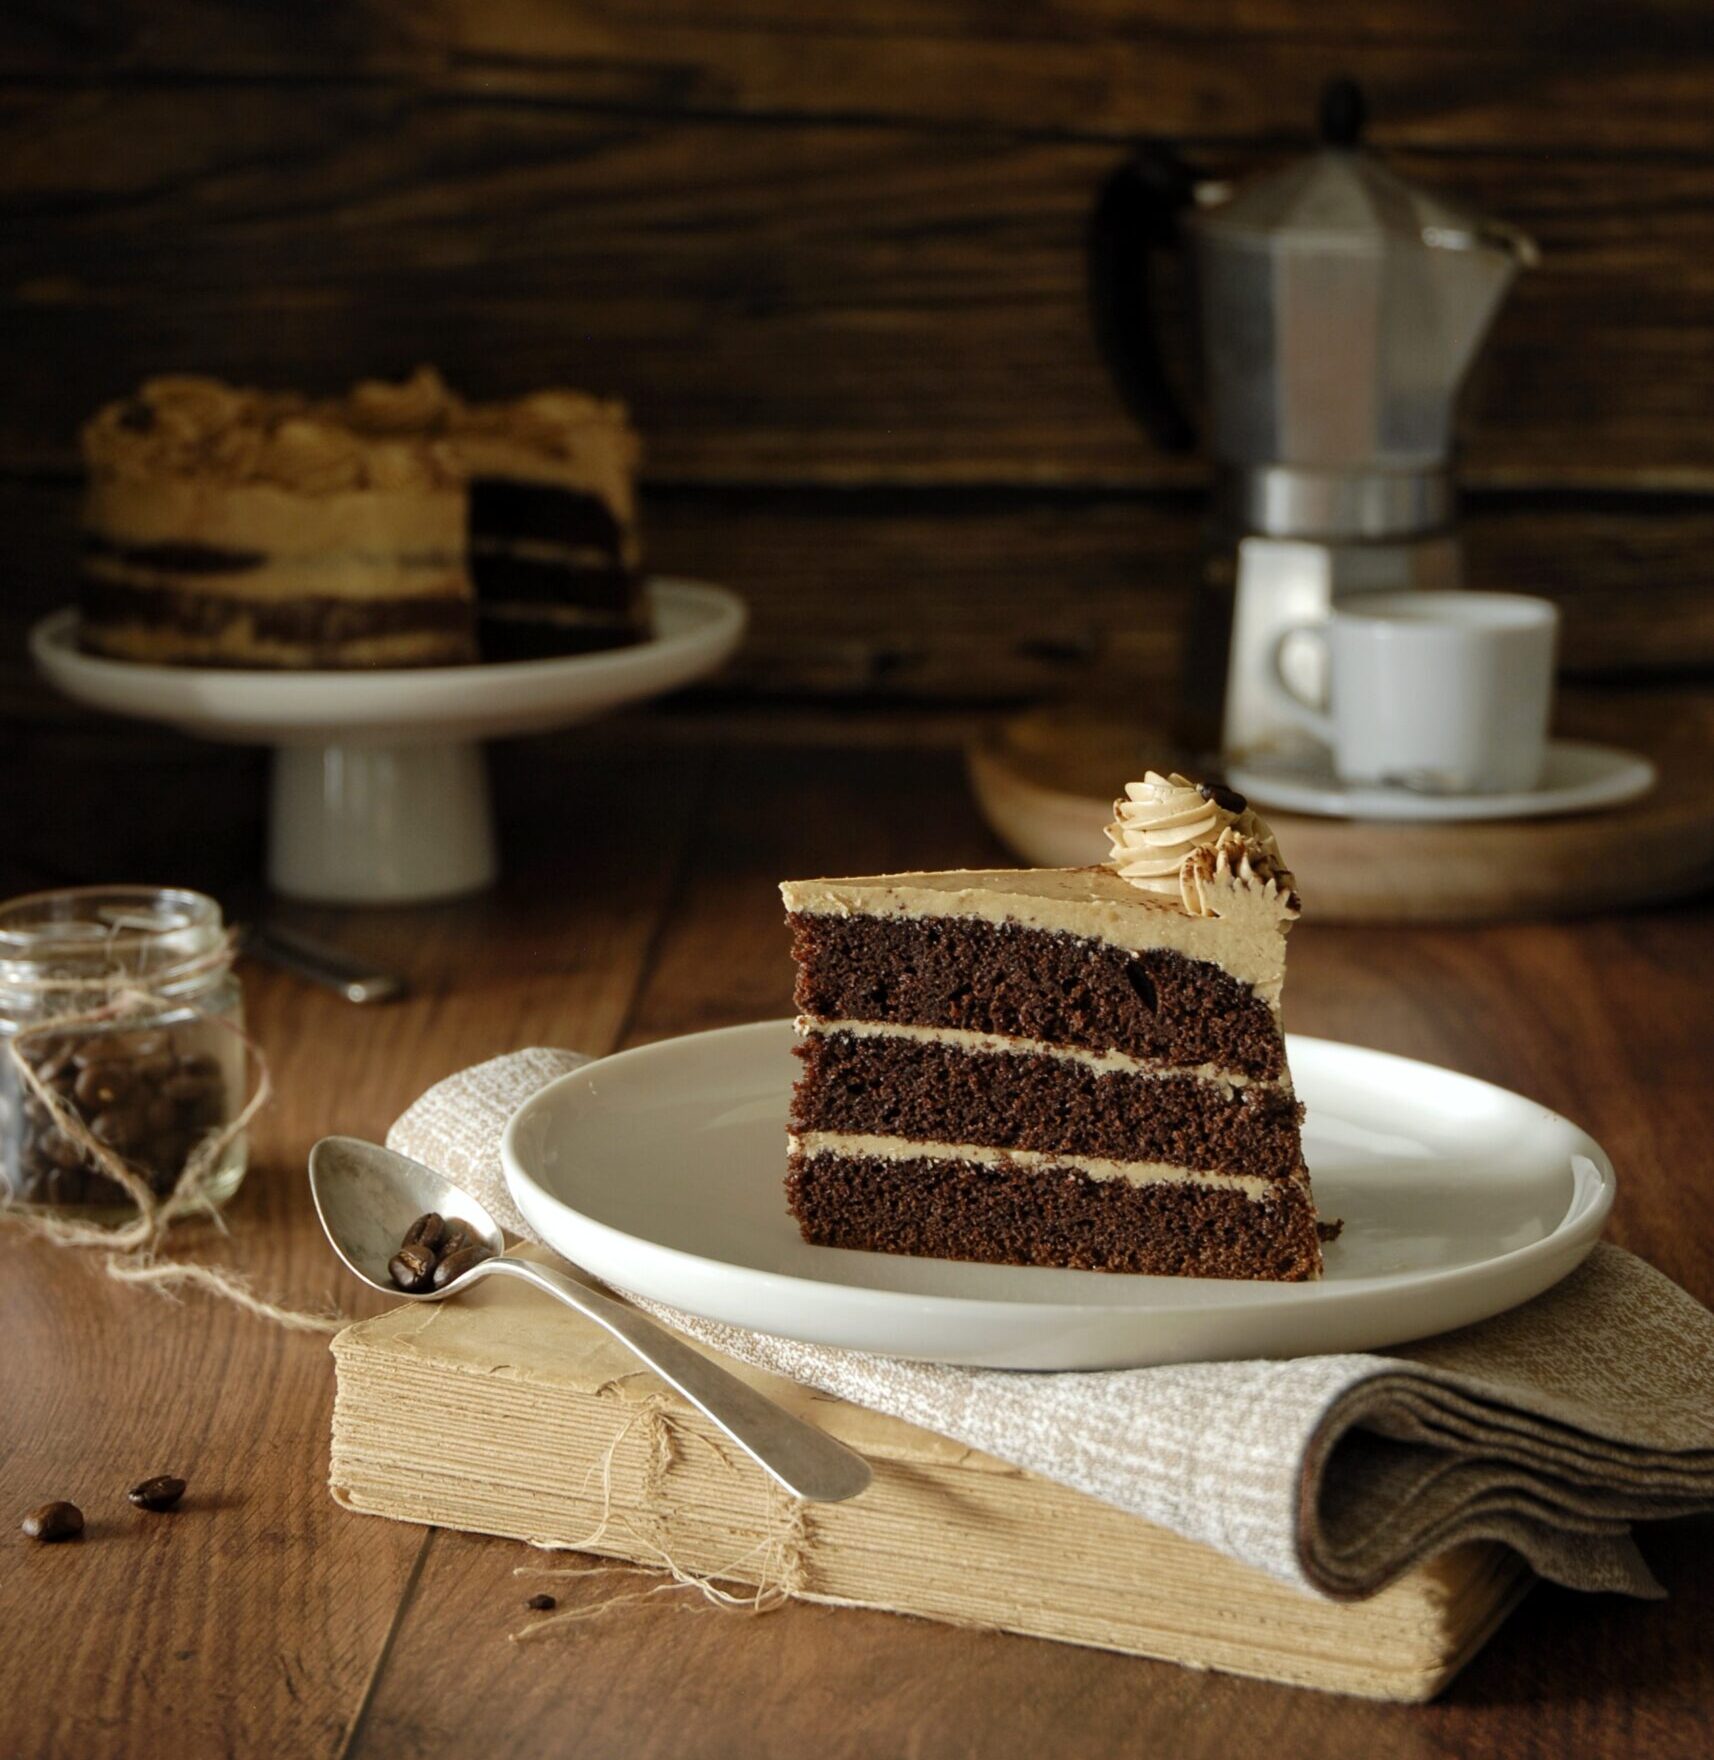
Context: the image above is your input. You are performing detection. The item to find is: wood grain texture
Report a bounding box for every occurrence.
[1,733,1712,1756]
[3,88,1714,488]
[5,0,1713,737]
[6,1,1714,153]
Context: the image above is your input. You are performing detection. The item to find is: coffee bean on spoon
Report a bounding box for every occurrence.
[389,1243,438,1293]
[127,1475,187,1512]
[438,1218,478,1258]
[402,1212,446,1255]
[431,1243,495,1289]
[22,1501,83,1543]
[525,1593,557,1611]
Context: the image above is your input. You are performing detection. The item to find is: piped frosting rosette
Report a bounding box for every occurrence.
[1105,772,1298,920]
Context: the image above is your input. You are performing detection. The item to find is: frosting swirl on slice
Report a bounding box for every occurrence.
[1105,772,1297,920]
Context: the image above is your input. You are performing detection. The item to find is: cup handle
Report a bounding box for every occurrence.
[1263,624,1335,744]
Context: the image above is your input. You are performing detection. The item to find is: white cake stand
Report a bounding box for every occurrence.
[31,578,746,905]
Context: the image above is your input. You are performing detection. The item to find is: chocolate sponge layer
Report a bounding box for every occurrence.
[790,911,1285,1080]
[787,1150,1322,1280]
[791,1030,1303,1179]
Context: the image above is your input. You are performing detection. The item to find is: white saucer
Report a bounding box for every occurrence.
[31,580,745,903]
[502,1019,1615,1371]
[1228,739,1655,824]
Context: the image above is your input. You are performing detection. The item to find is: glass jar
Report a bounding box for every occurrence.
[0,886,248,1212]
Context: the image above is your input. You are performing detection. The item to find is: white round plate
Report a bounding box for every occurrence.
[1229,738,1655,824]
[503,1020,1615,1371]
[29,578,745,746]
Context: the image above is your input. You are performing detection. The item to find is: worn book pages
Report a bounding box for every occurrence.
[330,1263,1527,1701]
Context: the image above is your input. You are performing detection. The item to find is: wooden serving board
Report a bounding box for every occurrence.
[967,694,1714,924]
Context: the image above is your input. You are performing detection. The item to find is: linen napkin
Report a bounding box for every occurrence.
[390,1048,1714,1603]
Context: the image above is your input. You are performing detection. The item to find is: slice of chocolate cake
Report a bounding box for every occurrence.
[781,773,1327,1281]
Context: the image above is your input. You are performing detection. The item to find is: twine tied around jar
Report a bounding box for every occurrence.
[1,930,342,1333]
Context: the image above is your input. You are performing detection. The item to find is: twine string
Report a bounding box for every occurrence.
[507,1397,803,1642]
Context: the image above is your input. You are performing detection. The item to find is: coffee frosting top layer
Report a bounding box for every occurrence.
[83,368,639,501]
[780,866,1290,1005]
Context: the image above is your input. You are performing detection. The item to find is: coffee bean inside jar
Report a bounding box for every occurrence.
[12,1028,231,1207]
[0,887,249,1213]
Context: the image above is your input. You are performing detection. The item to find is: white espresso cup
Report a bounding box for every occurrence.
[1266,591,1560,794]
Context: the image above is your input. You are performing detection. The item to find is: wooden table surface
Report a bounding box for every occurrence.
[3,726,1712,1760]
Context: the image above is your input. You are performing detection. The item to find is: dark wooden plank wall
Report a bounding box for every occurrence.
[4,1,1713,711]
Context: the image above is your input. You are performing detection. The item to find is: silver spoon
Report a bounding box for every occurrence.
[308,1136,871,1503]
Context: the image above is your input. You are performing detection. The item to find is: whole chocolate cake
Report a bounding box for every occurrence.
[781,773,1328,1280]
[78,369,647,668]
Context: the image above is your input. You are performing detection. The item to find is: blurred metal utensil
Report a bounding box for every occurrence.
[4,850,407,1005]
[241,920,408,1004]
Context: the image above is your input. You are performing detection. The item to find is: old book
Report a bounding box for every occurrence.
[328,1265,1528,1701]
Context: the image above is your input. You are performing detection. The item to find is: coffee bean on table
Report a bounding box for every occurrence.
[402,1212,446,1255]
[22,1501,83,1543]
[127,1475,187,1512]
[389,1243,437,1293]
[525,1593,557,1611]
[431,1243,494,1290]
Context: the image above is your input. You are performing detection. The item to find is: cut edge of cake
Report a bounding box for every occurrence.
[781,772,1328,1282]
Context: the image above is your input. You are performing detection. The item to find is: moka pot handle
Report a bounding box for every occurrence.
[1086,143,1199,454]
